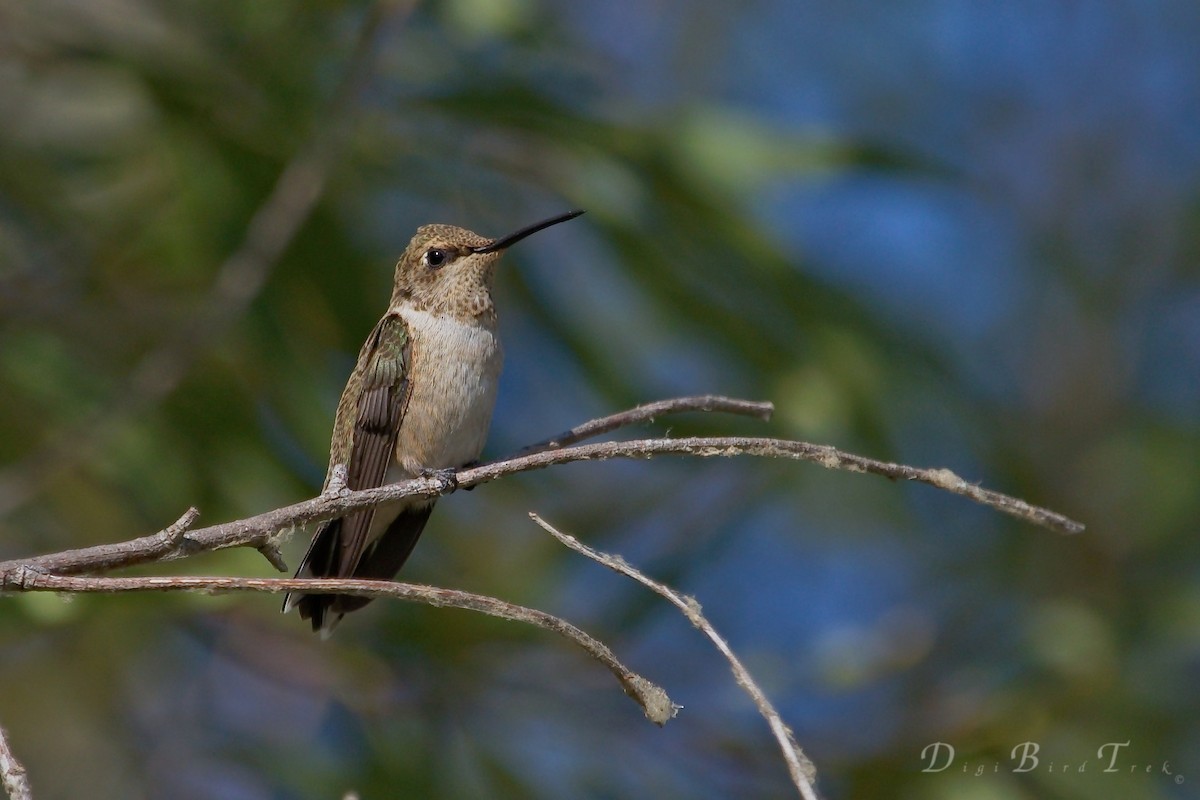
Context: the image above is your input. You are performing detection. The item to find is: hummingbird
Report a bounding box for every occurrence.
[283,209,584,635]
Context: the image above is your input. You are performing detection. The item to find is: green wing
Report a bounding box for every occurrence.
[284,312,413,629]
[333,313,412,577]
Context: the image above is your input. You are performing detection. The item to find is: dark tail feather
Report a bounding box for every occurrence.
[281,516,341,631]
[283,503,435,635]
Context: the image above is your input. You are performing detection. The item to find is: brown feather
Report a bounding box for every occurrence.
[282,314,412,628]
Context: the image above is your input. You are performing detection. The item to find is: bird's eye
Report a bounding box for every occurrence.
[423,248,448,269]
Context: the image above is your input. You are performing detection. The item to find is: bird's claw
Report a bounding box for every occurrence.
[420,467,459,494]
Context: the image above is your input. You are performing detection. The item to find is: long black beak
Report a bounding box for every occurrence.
[470,210,585,254]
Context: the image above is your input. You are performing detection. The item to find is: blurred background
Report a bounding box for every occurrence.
[1,1,1197,798]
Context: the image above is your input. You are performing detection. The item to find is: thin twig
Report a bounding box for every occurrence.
[478,437,1084,535]
[0,506,205,576]
[530,514,819,800]
[0,723,32,800]
[4,571,675,726]
[0,1,414,519]
[159,507,201,546]
[516,395,774,456]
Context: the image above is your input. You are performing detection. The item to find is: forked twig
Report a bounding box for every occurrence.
[531,513,820,800]
[517,395,774,456]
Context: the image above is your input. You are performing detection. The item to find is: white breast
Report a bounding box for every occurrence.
[390,306,503,477]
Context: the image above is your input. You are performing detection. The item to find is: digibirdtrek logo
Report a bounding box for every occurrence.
[919,741,1184,785]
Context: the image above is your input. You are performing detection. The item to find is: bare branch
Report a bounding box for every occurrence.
[0,472,457,578]
[0,401,1084,580]
[0,723,32,800]
[530,514,819,800]
[0,506,205,576]
[482,437,1084,535]
[5,572,676,726]
[0,394,1085,793]
[516,395,774,456]
[0,397,780,577]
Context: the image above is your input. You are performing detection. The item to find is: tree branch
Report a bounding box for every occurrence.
[0,723,31,800]
[469,437,1084,534]
[515,395,774,456]
[0,396,1084,580]
[0,394,1087,794]
[3,571,676,726]
[530,513,819,800]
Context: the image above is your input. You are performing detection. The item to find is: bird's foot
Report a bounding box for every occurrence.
[420,467,459,495]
